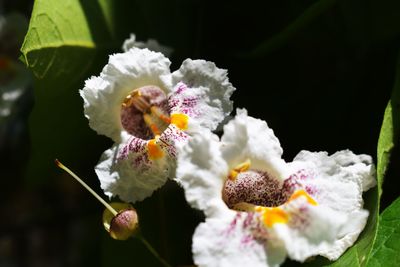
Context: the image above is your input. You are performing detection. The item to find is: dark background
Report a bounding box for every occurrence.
[1,0,400,266]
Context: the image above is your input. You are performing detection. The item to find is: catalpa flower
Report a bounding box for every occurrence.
[80,48,235,202]
[176,109,376,267]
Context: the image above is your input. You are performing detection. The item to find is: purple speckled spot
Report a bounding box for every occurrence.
[118,137,147,160]
[225,212,242,235]
[224,212,270,245]
[223,170,294,208]
[286,169,319,198]
[158,125,189,158]
[117,137,151,169]
[287,204,312,231]
[241,234,254,245]
[176,83,187,94]
[168,82,201,117]
[120,86,170,140]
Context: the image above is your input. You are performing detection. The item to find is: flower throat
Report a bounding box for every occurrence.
[120,86,171,140]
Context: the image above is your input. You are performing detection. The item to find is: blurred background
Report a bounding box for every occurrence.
[1,0,400,266]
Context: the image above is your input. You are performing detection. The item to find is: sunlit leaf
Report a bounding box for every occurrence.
[21,0,118,185]
[20,0,115,86]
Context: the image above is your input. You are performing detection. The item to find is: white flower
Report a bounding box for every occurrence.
[122,33,173,57]
[176,109,376,267]
[80,48,235,202]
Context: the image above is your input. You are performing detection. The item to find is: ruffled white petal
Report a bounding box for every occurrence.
[273,198,347,262]
[80,48,171,142]
[221,109,289,180]
[176,129,228,217]
[122,33,173,57]
[290,150,375,259]
[193,213,286,267]
[164,59,235,131]
[318,210,368,260]
[95,142,171,203]
[294,150,376,191]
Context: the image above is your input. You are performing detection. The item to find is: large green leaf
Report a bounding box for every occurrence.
[367,197,400,267]
[20,0,120,185]
[326,52,400,267]
[21,0,115,86]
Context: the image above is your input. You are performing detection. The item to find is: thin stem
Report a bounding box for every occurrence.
[55,159,118,216]
[138,235,172,267]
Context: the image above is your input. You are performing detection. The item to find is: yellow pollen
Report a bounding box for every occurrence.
[170,113,189,130]
[288,189,318,206]
[147,138,164,159]
[256,206,289,227]
[228,159,251,180]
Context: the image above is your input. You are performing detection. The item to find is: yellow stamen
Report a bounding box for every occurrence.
[288,189,318,206]
[143,113,161,136]
[150,106,171,124]
[122,89,150,112]
[147,138,164,159]
[228,159,251,180]
[255,206,289,227]
[170,113,189,130]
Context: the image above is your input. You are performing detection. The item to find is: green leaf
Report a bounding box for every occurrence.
[21,0,119,185]
[328,247,361,267]
[245,0,337,57]
[20,0,116,85]
[367,197,400,267]
[325,52,400,267]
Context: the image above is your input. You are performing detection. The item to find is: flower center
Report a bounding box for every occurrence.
[223,159,306,210]
[223,168,291,210]
[223,160,318,228]
[120,85,171,140]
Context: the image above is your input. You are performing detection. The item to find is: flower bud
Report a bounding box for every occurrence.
[103,202,139,240]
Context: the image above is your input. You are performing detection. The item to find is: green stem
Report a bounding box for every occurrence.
[138,235,172,267]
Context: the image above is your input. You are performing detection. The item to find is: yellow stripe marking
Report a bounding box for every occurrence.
[171,113,189,130]
[147,138,164,159]
[228,159,251,180]
[288,189,317,206]
[255,206,289,227]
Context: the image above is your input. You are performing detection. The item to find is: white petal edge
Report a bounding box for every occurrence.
[175,129,228,217]
[80,48,172,142]
[318,210,368,260]
[293,150,376,191]
[290,150,375,259]
[273,198,347,262]
[165,59,235,131]
[95,142,171,203]
[221,109,290,181]
[193,213,286,267]
[122,33,173,57]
